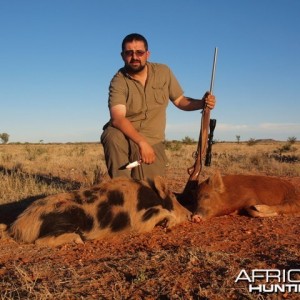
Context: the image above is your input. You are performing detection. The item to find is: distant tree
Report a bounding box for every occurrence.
[236,135,241,144]
[0,133,9,144]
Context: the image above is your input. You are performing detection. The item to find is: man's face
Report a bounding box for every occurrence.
[121,40,150,73]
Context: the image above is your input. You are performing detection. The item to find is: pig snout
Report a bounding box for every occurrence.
[192,214,203,223]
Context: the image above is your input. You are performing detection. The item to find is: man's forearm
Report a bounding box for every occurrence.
[173,96,205,111]
[173,93,215,111]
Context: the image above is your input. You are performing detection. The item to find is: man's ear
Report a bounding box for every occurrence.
[146,50,150,59]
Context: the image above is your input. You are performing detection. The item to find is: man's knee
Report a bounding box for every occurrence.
[101,126,127,147]
[101,126,132,179]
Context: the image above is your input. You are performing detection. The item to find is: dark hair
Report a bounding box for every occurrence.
[122,33,148,51]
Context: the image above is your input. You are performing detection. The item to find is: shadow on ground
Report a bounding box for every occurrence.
[0,165,82,226]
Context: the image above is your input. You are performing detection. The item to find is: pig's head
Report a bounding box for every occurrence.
[192,171,225,222]
[150,176,192,224]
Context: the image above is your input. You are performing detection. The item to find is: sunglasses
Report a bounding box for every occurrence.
[123,50,147,57]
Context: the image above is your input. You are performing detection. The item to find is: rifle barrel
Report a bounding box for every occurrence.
[210,47,218,94]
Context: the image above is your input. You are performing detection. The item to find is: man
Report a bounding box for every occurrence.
[101,33,216,180]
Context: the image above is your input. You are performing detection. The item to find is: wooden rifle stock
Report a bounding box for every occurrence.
[182,48,218,195]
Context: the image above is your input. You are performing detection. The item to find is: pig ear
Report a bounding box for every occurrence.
[210,171,225,193]
[152,176,168,199]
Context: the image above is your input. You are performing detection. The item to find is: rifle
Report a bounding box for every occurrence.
[182,47,218,197]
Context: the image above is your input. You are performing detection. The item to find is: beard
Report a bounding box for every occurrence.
[125,60,146,74]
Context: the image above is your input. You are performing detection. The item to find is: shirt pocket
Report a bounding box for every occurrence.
[152,82,168,105]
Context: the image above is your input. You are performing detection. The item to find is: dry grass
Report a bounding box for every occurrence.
[0,142,300,299]
[0,143,107,204]
[0,141,299,204]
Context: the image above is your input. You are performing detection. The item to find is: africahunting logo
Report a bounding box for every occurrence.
[235,269,300,293]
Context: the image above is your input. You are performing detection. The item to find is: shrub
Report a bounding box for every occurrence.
[181,136,195,145]
[247,138,257,146]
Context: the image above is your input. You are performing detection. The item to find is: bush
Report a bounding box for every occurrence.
[181,136,195,145]
[247,138,257,146]
[164,140,182,151]
[0,133,9,144]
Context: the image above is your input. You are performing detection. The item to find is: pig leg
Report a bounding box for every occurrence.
[35,233,84,247]
[246,205,279,217]
[249,202,300,217]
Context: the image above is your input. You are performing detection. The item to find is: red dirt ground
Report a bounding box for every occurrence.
[1,176,300,300]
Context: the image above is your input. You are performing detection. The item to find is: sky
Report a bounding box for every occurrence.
[1,0,299,143]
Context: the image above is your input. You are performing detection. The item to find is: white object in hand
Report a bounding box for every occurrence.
[126,160,142,169]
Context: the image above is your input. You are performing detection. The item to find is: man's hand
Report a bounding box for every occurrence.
[111,105,155,164]
[137,140,156,164]
[202,91,216,109]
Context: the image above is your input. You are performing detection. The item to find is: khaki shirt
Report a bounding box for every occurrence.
[108,62,184,144]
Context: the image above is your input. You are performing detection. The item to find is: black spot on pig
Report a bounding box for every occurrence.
[39,206,94,238]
